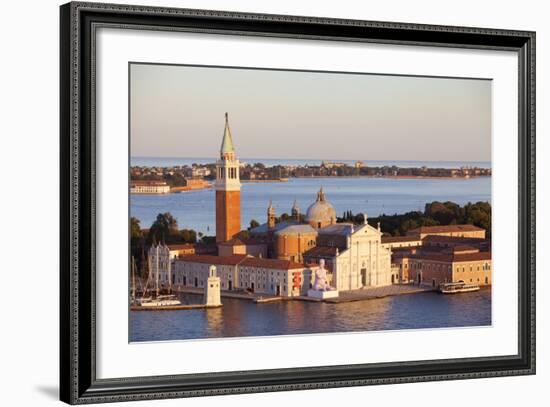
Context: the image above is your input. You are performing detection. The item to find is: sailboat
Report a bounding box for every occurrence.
[131,251,181,308]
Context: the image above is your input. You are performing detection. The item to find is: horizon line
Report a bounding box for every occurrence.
[130,155,491,163]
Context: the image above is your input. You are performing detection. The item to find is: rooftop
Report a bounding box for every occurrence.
[218,237,266,246]
[303,246,339,258]
[275,224,317,236]
[178,254,306,270]
[178,254,248,266]
[404,250,491,263]
[408,224,484,234]
[240,257,305,270]
[249,220,300,234]
[318,223,354,236]
[167,243,195,250]
[421,235,488,244]
[381,235,422,244]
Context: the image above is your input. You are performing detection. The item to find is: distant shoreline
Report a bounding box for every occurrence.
[292,175,491,180]
[131,157,492,170]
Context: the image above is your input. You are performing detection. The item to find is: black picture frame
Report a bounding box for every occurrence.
[60,2,536,404]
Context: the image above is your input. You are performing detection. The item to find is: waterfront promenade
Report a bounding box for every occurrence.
[173,283,433,304]
[324,284,433,303]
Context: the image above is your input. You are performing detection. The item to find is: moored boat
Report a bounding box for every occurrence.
[439,282,480,294]
[131,255,182,308]
[138,294,182,307]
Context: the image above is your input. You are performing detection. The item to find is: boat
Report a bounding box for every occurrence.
[138,294,182,307]
[131,254,182,308]
[439,281,480,294]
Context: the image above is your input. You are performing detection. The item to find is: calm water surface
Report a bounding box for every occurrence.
[131,176,491,234]
[130,289,491,342]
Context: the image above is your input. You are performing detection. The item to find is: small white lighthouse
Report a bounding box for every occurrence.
[204,265,222,307]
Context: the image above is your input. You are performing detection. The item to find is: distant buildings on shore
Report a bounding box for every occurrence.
[130,180,170,194]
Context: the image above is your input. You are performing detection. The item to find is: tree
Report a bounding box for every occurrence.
[180,229,197,243]
[148,212,179,243]
[130,217,142,239]
[200,235,216,245]
[336,201,491,237]
[249,219,260,229]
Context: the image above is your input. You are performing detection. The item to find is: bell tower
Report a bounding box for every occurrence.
[215,113,241,243]
[267,200,276,229]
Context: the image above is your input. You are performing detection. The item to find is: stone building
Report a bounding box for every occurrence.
[303,218,394,290]
[274,225,318,263]
[381,235,423,250]
[392,246,492,287]
[172,254,312,297]
[130,180,170,194]
[148,242,172,289]
[217,237,267,258]
[166,243,196,259]
[248,190,394,292]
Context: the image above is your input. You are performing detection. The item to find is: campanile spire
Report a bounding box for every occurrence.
[220,112,235,159]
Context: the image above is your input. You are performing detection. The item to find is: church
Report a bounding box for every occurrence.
[211,113,395,291]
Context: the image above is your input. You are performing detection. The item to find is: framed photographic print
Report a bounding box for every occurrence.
[60,1,536,404]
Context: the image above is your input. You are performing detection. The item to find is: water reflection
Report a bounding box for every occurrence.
[130,289,491,342]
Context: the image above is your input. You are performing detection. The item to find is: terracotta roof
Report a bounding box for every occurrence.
[179,254,248,266]
[422,235,488,244]
[446,245,479,253]
[178,254,305,269]
[167,243,195,250]
[453,251,492,262]
[381,235,422,244]
[240,257,305,270]
[303,246,339,258]
[275,224,317,236]
[403,251,491,263]
[249,220,300,234]
[409,224,484,234]
[218,238,246,246]
[218,237,266,246]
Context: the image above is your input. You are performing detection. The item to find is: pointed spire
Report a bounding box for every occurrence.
[291,199,300,220]
[267,199,276,229]
[317,187,326,202]
[220,112,235,155]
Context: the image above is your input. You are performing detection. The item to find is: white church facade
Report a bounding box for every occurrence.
[331,221,394,291]
[304,217,394,291]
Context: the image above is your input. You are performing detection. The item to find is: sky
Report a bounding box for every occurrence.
[130,63,491,162]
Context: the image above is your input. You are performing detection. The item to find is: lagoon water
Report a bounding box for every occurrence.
[130,176,491,234]
[130,289,491,342]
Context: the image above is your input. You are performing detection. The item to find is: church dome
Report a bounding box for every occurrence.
[305,188,337,229]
